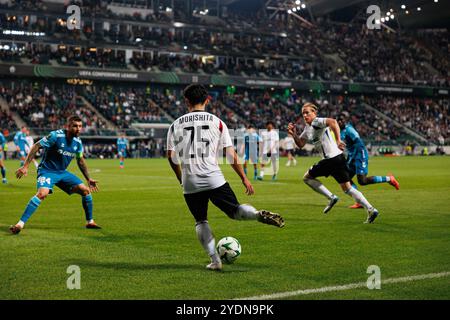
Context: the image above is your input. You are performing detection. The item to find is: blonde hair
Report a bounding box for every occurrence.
[302,102,318,112]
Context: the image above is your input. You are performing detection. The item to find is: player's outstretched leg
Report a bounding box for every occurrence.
[72,184,101,229]
[357,174,400,190]
[195,220,222,271]
[343,185,379,223]
[303,174,339,214]
[234,204,285,228]
[10,189,48,234]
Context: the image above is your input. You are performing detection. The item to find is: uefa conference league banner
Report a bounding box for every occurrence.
[0,62,448,97]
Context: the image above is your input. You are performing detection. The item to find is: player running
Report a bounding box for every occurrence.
[337,114,400,209]
[287,102,379,224]
[14,126,30,166]
[284,133,297,167]
[259,121,279,180]
[167,84,284,271]
[241,125,260,180]
[0,131,7,184]
[117,133,128,169]
[10,116,101,234]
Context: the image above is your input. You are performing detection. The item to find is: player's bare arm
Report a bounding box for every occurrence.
[226,146,254,195]
[77,156,99,192]
[16,142,42,179]
[287,123,306,149]
[167,150,182,184]
[325,118,345,150]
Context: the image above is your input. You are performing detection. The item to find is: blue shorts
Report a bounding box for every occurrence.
[118,150,127,158]
[347,156,369,176]
[36,170,83,195]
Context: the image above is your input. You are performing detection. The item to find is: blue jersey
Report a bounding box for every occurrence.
[14,131,29,150]
[38,129,83,173]
[0,132,5,148]
[117,138,128,151]
[244,132,260,156]
[340,124,368,162]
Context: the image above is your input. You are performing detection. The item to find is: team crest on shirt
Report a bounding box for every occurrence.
[61,143,65,147]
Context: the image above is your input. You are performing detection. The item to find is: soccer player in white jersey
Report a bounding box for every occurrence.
[284,133,297,167]
[259,121,279,180]
[167,84,285,271]
[287,102,379,224]
[25,129,39,169]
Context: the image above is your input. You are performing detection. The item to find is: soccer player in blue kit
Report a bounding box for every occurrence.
[242,125,260,180]
[338,114,399,209]
[0,131,7,184]
[117,133,128,169]
[14,126,30,166]
[10,116,101,234]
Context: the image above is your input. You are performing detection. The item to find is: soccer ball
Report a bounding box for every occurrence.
[216,237,241,264]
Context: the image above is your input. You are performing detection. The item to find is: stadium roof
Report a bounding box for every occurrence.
[227,0,450,28]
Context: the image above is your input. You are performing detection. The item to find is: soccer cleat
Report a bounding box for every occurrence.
[272,174,277,181]
[257,210,285,228]
[364,208,379,224]
[349,203,364,209]
[9,224,22,235]
[86,222,102,229]
[256,176,263,181]
[206,262,223,271]
[388,175,399,190]
[323,195,339,214]
[2,178,7,184]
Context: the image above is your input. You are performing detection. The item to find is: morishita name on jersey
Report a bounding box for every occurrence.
[178,113,214,125]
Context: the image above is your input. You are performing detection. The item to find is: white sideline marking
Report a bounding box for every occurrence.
[236,271,450,300]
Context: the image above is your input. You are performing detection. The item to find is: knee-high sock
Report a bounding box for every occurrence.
[254,167,258,177]
[20,196,41,224]
[234,204,258,220]
[371,176,390,184]
[243,166,247,175]
[1,167,5,179]
[345,187,373,210]
[304,177,333,200]
[195,221,220,263]
[82,194,93,221]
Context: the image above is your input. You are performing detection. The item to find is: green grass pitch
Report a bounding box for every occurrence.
[1,156,449,299]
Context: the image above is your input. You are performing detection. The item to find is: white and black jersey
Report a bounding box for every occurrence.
[300,117,349,183]
[300,117,342,159]
[167,111,233,194]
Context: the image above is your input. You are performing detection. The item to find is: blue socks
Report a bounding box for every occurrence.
[244,167,247,176]
[20,196,41,223]
[1,167,5,179]
[82,194,93,221]
[373,176,388,183]
[254,168,258,179]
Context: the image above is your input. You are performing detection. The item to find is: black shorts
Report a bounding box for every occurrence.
[286,149,295,156]
[308,154,350,184]
[183,182,240,222]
